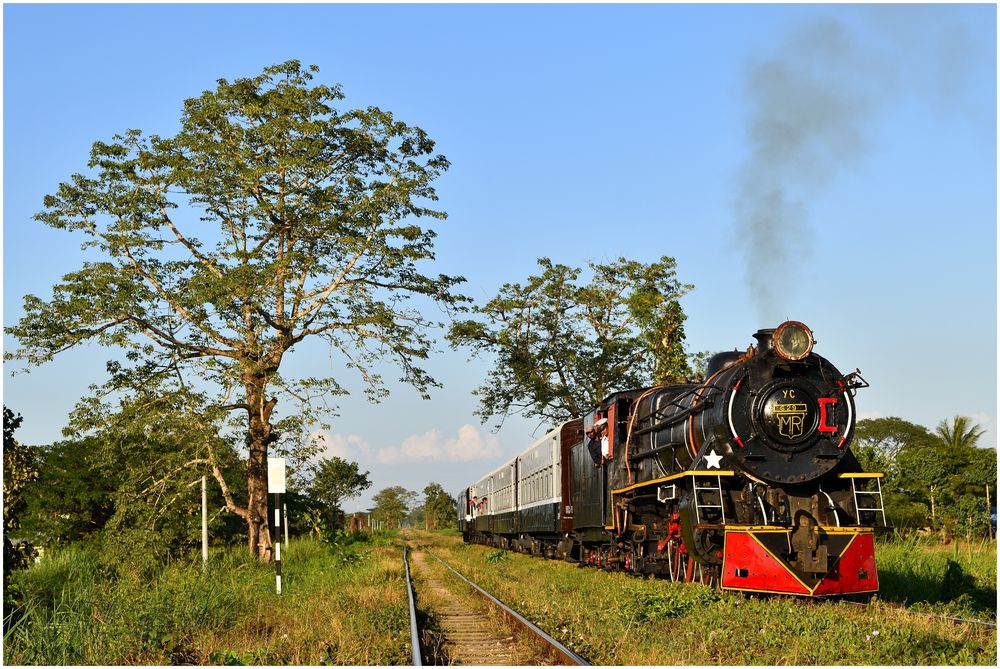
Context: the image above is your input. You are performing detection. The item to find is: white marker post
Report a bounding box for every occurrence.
[267,457,286,594]
[201,475,208,569]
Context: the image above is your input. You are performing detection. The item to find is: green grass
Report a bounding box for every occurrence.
[874,534,996,619]
[411,530,996,665]
[8,530,992,665]
[4,533,412,665]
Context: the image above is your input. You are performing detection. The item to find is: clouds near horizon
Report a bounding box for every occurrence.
[313,424,503,465]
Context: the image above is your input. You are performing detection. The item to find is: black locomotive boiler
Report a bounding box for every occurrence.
[457,321,886,596]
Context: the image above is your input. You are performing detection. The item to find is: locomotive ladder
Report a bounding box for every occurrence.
[841,473,887,526]
[692,475,726,524]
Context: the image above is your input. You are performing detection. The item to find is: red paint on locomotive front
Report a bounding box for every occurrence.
[721,528,879,596]
[811,532,879,596]
[721,530,810,594]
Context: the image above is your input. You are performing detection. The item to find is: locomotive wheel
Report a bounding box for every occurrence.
[666,539,691,582]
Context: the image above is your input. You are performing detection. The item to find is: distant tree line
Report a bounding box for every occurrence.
[853,415,995,537]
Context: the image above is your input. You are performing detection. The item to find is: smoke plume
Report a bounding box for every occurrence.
[732,6,978,322]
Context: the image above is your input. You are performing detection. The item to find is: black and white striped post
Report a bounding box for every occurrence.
[267,457,286,595]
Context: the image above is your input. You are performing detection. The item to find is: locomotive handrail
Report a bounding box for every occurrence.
[629,383,726,438]
[626,439,686,462]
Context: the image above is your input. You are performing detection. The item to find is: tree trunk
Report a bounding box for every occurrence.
[245,378,278,562]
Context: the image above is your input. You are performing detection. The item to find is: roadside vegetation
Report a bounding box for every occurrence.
[3,533,411,665]
[410,530,996,665]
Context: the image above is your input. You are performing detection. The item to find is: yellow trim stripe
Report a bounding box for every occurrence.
[724,524,874,534]
[837,472,885,479]
[611,470,735,495]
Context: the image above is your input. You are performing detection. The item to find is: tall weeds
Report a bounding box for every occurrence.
[4,534,411,665]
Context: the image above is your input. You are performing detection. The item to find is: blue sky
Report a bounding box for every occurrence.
[3,3,996,513]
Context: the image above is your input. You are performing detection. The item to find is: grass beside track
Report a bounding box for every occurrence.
[411,530,996,665]
[4,534,411,665]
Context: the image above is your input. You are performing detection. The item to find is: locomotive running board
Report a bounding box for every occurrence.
[721,525,879,596]
[611,470,735,496]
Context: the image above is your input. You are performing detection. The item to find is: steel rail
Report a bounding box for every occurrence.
[420,546,591,666]
[840,599,997,629]
[403,545,423,665]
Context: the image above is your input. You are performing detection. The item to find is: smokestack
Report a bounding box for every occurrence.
[754,328,775,352]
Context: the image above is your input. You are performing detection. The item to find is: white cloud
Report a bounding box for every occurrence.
[312,431,372,460]
[966,412,996,448]
[311,424,502,465]
[375,424,501,464]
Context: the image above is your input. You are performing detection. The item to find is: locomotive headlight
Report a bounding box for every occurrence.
[773,321,814,361]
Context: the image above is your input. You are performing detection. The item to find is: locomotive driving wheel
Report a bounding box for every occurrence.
[664,538,714,584]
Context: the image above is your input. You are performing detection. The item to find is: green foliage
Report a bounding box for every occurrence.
[484,548,509,564]
[422,482,456,529]
[3,407,37,533]
[7,60,466,557]
[4,536,412,665]
[935,415,986,449]
[617,585,720,621]
[852,416,937,476]
[19,437,117,544]
[449,256,691,425]
[875,535,996,617]
[370,486,416,528]
[308,457,371,518]
[3,407,39,627]
[853,416,995,535]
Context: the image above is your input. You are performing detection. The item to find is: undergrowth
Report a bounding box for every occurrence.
[3,532,411,665]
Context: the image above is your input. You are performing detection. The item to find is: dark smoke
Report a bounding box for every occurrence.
[732,7,979,322]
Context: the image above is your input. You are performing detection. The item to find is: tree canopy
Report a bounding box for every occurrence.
[308,456,371,517]
[935,415,987,450]
[422,482,456,529]
[448,256,691,426]
[370,486,416,528]
[6,61,465,559]
[853,415,995,534]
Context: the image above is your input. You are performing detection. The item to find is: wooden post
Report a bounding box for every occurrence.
[987,484,993,541]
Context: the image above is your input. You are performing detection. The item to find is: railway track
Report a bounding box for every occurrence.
[403,540,590,665]
[839,599,997,629]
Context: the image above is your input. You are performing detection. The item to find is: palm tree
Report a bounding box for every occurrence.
[934,415,986,449]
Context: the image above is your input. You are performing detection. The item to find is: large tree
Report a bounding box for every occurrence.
[371,486,417,529]
[7,61,465,559]
[851,416,938,477]
[309,456,371,517]
[448,256,691,426]
[422,482,456,529]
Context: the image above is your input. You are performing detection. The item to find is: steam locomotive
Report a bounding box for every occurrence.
[457,321,886,596]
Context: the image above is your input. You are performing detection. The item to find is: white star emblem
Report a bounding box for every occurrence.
[704,449,723,469]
